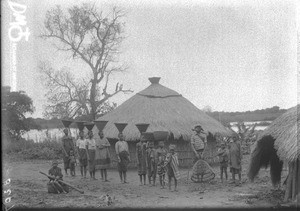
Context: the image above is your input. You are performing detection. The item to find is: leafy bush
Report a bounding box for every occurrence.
[5,137,63,160]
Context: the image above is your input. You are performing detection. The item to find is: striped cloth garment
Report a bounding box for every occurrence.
[165,153,180,180]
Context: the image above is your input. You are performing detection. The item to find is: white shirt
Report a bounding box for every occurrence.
[76,138,87,149]
[86,138,96,150]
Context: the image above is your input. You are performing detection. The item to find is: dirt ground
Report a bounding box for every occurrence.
[2,154,289,209]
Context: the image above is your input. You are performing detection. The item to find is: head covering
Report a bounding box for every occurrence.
[169,144,176,150]
[52,160,58,165]
[192,125,204,133]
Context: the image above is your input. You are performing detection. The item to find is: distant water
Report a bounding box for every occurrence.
[22,121,271,142]
[229,121,271,132]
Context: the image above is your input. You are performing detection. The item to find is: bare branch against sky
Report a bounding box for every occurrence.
[2,0,297,118]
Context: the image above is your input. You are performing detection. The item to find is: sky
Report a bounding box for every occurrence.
[2,0,298,118]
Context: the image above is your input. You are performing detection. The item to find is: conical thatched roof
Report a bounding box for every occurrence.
[97,77,232,141]
[259,104,300,163]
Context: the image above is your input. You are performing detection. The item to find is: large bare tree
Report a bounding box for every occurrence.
[39,4,132,120]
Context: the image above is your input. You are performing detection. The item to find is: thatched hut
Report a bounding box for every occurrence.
[248,104,300,202]
[95,77,233,167]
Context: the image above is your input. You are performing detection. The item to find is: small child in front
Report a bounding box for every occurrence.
[69,150,76,177]
[217,142,229,182]
[165,144,180,191]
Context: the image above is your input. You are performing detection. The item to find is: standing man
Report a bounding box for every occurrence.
[228,136,242,185]
[115,133,131,183]
[191,125,207,163]
[61,128,75,176]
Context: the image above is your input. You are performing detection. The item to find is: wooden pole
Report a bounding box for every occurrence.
[297,160,300,201]
[40,171,84,194]
[292,161,297,200]
[284,163,293,202]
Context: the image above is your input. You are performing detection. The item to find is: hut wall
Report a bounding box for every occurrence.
[107,137,219,169]
[284,159,300,201]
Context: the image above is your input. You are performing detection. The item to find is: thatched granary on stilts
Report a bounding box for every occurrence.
[248,104,300,202]
[96,77,233,168]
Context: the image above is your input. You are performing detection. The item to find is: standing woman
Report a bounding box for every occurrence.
[86,130,97,180]
[76,131,88,178]
[136,135,147,185]
[95,131,111,182]
[115,133,131,183]
[61,128,75,176]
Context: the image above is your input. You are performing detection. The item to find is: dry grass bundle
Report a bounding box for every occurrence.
[96,78,232,141]
[248,135,283,186]
[258,105,299,163]
[248,105,299,187]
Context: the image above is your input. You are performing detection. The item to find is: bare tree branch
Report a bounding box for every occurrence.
[40,4,132,120]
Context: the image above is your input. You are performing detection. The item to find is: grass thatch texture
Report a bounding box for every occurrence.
[258,105,299,163]
[248,135,283,186]
[97,82,232,141]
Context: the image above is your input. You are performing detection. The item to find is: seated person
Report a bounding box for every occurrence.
[47,160,69,194]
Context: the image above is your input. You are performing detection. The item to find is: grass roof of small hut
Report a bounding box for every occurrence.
[248,104,299,184]
[97,77,233,141]
[258,104,300,163]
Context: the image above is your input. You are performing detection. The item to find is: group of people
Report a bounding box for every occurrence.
[61,128,112,181]
[136,136,180,191]
[191,125,243,185]
[217,135,243,184]
[47,125,243,194]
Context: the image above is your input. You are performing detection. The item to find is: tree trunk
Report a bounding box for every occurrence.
[90,78,97,121]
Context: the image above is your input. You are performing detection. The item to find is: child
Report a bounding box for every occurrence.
[136,135,147,185]
[165,144,180,191]
[146,141,157,186]
[69,150,76,177]
[217,142,229,182]
[156,141,167,189]
[47,160,69,194]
